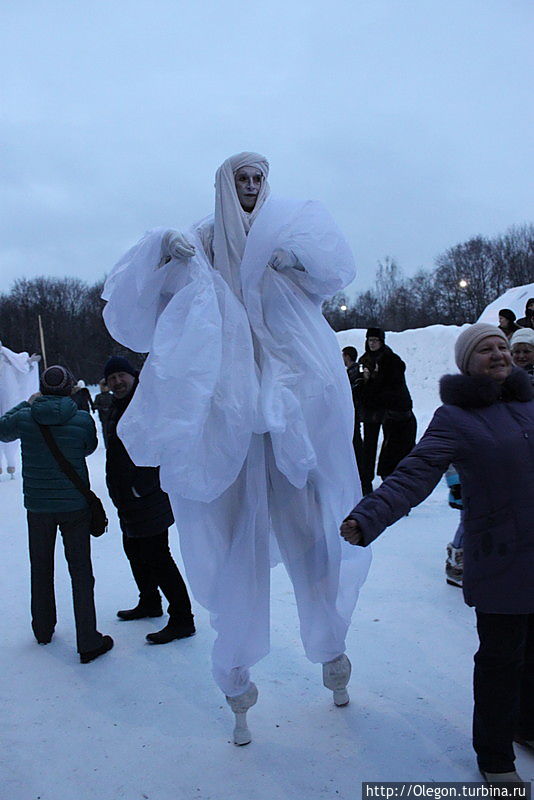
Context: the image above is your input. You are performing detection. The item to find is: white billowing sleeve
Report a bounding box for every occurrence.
[102,226,258,503]
[1,346,32,373]
[239,197,358,496]
[0,346,39,413]
[275,201,356,300]
[102,228,190,353]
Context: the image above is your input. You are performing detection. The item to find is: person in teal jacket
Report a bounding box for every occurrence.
[0,365,113,663]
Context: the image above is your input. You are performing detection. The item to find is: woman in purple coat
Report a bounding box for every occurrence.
[341,323,534,785]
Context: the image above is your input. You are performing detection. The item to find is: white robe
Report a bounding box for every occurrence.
[103,195,371,695]
[0,346,39,471]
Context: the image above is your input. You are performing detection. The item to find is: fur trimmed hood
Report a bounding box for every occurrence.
[440,367,533,409]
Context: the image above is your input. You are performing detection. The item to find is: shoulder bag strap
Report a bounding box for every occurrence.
[37,423,95,503]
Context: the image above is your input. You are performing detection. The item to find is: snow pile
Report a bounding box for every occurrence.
[477,282,534,324]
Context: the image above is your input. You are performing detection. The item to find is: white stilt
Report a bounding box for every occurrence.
[322,654,351,706]
[225,682,258,745]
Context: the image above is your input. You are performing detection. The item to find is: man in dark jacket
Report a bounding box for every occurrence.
[356,328,416,495]
[0,365,112,663]
[104,356,195,644]
[516,298,534,330]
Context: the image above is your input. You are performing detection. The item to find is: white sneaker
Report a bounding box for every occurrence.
[322,654,351,706]
[225,682,258,745]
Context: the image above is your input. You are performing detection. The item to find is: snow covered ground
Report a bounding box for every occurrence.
[2,325,533,799]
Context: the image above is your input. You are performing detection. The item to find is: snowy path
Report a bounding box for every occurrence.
[3,442,533,800]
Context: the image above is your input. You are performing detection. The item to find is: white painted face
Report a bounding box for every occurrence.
[234,166,262,211]
[467,336,513,383]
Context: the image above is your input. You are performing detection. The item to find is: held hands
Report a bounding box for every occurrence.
[340,518,363,546]
[268,248,304,272]
[158,230,196,268]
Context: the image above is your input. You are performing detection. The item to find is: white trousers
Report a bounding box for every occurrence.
[172,434,369,697]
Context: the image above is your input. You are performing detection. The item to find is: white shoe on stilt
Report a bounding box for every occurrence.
[322,654,351,706]
[225,682,258,745]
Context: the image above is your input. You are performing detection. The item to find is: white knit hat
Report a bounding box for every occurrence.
[454,323,509,374]
[510,328,534,349]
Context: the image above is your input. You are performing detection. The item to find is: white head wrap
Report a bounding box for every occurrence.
[213,152,270,299]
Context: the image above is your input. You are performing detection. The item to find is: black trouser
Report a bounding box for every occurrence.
[27,508,103,653]
[377,413,417,479]
[474,611,534,772]
[360,415,417,493]
[98,414,110,448]
[121,529,193,626]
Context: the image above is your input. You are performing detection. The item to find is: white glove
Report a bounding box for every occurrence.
[28,354,41,364]
[267,248,305,272]
[158,229,196,267]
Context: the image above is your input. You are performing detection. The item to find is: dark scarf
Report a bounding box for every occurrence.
[440,367,533,409]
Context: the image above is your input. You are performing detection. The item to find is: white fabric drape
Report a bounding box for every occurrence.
[212,151,270,300]
[0,345,39,470]
[103,160,371,696]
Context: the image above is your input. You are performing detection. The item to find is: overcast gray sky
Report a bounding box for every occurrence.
[1,0,532,297]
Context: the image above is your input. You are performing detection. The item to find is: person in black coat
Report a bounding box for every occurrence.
[498,309,520,340]
[342,346,364,486]
[104,356,195,644]
[516,298,534,330]
[93,380,114,447]
[356,328,416,495]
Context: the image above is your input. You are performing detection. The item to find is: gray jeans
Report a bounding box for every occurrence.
[27,508,103,653]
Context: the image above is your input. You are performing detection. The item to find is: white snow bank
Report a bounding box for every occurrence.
[477,282,534,324]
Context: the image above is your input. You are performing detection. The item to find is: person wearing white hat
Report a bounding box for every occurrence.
[102,152,371,743]
[510,328,534,386]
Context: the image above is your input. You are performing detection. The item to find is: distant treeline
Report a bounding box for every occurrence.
[1,223,533,382]
[0,278,144,384]
[323,223,534,332]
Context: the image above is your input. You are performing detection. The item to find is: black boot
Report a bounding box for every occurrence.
[80,635,114,664]
[117,600,163,621]
[146,621,195,644]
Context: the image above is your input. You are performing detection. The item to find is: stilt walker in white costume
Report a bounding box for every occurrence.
[0,343,40,476]
[102,152,371,744]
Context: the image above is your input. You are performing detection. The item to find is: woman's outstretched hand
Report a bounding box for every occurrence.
[340,518,363,545]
